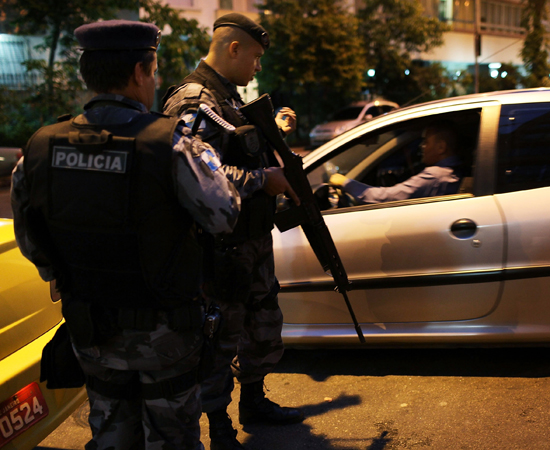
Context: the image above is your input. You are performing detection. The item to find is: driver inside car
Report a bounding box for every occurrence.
[329,120,464,205]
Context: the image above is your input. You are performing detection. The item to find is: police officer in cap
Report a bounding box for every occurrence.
[163,12,303,450]
[11,19,240,450]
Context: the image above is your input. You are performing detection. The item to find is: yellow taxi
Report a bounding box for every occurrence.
[0,219,86,450]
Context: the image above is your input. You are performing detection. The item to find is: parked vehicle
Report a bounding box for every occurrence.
[275,88,550,347]
[0,219,87,449]
[309,99,399,147]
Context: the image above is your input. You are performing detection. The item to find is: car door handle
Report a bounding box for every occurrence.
[450,219,477,239]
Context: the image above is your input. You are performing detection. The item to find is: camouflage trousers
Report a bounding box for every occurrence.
[201,233,284,413]
[74,312,204,450]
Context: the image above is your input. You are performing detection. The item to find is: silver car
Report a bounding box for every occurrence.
[275,88,550,347]
[309,99,399,147]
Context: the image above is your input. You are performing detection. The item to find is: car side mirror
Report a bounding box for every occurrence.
[363,114,373,121]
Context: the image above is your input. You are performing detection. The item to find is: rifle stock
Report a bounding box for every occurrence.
[240,94,365,344]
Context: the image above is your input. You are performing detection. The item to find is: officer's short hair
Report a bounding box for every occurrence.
[79,51,156,93]
[213,13,269,50]
[74,20,160,93]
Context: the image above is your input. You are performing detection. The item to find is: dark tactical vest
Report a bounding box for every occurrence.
[23,111,202,311]
[165,61,276,242]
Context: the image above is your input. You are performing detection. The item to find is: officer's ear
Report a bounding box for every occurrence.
[228,40,240,59]
[134,61,146,86]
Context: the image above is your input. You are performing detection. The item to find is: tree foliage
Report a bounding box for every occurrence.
[0,0,209,145]
[257,0,366,140]
[392,62,453,107]
[521,0,550,87]
[357,0,448,103]
[0,0,136,113]
[479,63,524,92]
[140,0,210,94]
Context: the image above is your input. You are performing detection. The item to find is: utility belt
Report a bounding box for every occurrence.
[62,297,204,348]
[86,368,199,400]
[40,302,222,396]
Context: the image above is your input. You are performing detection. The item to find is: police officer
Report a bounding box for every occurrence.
[11,20,240,450]
[163,13,303,450]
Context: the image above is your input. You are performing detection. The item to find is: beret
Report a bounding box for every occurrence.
[74,20,161,52]
[213,13,270,49]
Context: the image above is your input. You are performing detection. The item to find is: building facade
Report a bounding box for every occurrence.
[172,0,529,81]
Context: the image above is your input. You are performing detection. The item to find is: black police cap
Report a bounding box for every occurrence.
[74,20,161,52]
[213,13,270,50]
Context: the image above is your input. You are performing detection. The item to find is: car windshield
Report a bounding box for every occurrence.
[330,106,364,121]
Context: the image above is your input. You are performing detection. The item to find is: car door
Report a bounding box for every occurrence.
[275,104,506,325]
[490,103,550,332]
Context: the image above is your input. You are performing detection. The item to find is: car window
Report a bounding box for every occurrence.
[496,104,550,193]
[307,109,481,210]
[331,106,364,121]
[381,105,395,113]
[364,106,383,118]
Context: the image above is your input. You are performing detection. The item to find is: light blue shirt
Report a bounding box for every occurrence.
[342,155,463,204]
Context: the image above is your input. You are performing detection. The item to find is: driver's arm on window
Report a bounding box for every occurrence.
[330,170,446,204]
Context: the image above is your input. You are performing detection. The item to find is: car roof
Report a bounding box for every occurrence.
[397,88,550,114]
[303,88,550,165]
[374,88,550,125]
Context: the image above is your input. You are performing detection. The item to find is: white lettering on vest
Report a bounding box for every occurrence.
[51,146,128,173]
[95,154,105,169]
[54,151,67,166]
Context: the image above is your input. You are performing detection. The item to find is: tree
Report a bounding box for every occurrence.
[357,0,448,104]
[521,0,550,87]
[0,0,136,119]
[478,62,524,92]
[257,0,366,141]
[0,0,209,145]
[393,61,454,107]
[140,0,210,95]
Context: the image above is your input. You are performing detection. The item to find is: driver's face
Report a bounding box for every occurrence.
[420,129,440,166]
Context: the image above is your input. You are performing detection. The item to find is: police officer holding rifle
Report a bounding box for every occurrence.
[163,13,303,450]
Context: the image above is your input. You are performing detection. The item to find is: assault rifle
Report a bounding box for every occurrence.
[240,94,365,344]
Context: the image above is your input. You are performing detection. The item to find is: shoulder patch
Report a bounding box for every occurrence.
[200,147,222,172]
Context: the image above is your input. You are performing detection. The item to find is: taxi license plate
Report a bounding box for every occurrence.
[0,382,49,448]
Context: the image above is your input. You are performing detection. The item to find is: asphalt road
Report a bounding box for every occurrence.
[35,346,550,450]
[2,185,550,449]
